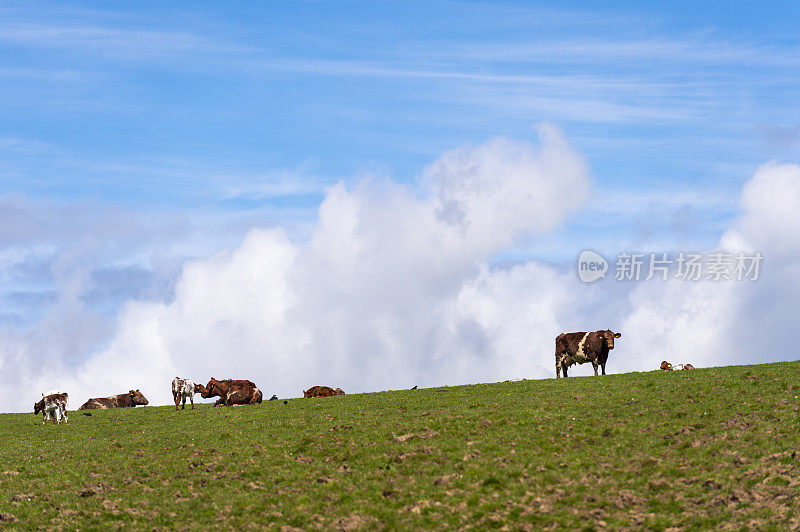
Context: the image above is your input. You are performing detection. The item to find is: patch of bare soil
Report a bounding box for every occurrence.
[334,513,377,531]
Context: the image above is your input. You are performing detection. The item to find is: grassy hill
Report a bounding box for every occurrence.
[2,361,799,530]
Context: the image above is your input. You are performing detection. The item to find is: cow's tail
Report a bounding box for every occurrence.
[253,388,263,404]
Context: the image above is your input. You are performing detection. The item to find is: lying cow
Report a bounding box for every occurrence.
[201,378,262,406]
[78,389,149,410]
[303,386,345,398]
[661,361,696,371]
[555,330,621,378]
[34,392,69,424]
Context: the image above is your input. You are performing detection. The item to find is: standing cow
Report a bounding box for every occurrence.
[34,392,69,424]
[79,390,149,410]
[201,378,262,406]
[172,377,201,411]
[555,330,621,378]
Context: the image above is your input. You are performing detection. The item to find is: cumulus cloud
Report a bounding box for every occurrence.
[3,130,800,413]
[0,125,594,411]
[620,161,800,370]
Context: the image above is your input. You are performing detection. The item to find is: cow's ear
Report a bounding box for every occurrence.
[614,332,621,338]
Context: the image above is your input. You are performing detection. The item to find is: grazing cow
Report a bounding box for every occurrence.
[172,377,200,411]
[201,378,262,406]
[660,361,674,371]
[78,390,149,410]
[34,393,69,424]
[303,386,345,398]
[555,330,622,378]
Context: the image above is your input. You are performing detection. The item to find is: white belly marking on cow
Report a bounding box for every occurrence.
[568,332,592,365]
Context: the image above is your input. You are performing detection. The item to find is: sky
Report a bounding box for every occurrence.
[1,1,799,411]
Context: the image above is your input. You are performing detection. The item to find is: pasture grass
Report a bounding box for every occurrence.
[1,361,799,529]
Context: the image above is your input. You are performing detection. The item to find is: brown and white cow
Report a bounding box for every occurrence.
[303,386,345,398]
[201,378,262,406]
[34,393,69,424]
[78,390,149,410]
[555,330,621,378]
[172,377,201,411]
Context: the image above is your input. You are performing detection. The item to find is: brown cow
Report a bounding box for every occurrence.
[201,378,262,406]
[555,330,621,378]
[303,386,345,398]
[660,361,673,371]
[78,390,149,410]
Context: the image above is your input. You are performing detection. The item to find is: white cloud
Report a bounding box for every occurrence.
[620,161,800,370]
[3,133,800,413]
[0,126,592,411]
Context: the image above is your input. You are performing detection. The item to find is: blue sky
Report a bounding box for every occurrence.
[1,1,800,409]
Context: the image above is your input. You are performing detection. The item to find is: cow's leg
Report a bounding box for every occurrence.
[63,407,68,424]
[556,363,561,378]
[181,396,186,410]
[562,365,568,378]
[190,394,194,410]
[601,363,606,375]
[174,392,180,411]
[593,362,599,376]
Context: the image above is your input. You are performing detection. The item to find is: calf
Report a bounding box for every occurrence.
[303,386,345,398]
[34,393,69,424]
[78,389,149,410]
[674,363,696,371]
[201,378,262,406]
[660,361,673,371]
[555,330,621,378]
[172,377,200,411]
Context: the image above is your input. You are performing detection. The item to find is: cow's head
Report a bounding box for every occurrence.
[202,379,221,399]
[194,383,207,395]
[33,398,44,414]
[660,360,673,371]
[128,389,149,406]
[597,330,621,349]
[334,388,345,395]
[303,389,310,398]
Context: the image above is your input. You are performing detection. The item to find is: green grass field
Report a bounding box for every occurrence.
[2,361,799,530]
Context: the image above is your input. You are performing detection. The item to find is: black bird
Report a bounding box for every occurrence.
[411,385,418,390]
[269,394,278,401]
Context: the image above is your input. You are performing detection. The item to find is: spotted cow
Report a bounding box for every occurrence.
[34,392,69,424]
[201,378,262,406]
[555,330,622,378]
[78,390,149,410]
[172,377,201,411]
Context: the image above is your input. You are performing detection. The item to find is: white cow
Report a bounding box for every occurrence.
[34,393,69,424]
[172,377,198,411]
